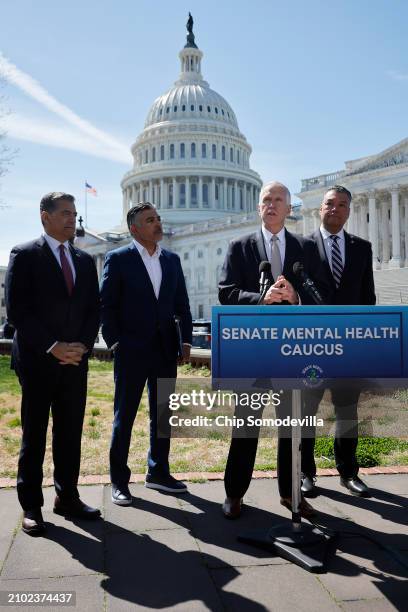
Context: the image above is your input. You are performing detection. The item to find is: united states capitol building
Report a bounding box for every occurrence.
[78,16,408,312]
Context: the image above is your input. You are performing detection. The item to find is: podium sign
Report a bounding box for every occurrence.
[212,305,408,387]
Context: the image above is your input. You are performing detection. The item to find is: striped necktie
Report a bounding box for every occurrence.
[329,235,343,288]
[270,235,282,281]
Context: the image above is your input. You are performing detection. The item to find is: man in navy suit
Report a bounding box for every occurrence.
[100,203,192,505]
[5,192,101,535]
[301,185,376,498]
[218,181,328,520]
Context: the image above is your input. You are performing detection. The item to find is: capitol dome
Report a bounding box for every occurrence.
[121,19,262,225]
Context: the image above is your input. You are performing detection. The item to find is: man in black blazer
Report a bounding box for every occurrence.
[219,181,327,520]
[5,192,101,535]
[301,185,376,498]
[100,203,192,505]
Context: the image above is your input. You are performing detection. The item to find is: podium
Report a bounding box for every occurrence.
[212,305,408,572]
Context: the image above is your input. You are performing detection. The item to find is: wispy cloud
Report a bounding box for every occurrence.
[0,52,131,162]
[4,113,130,163]
[388,69,408,82]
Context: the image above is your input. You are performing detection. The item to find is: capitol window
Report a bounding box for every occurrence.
[222,146,226,160]
[237,150,240,164]
[191,105,194,111]
[202,143,207,158]
[199,105,203,111]
[191,183,197,206]
[183,252,189,260]
[207,105,211,112]
[182,105,186,111]
[203,183,209,207]
[198,250,203,259]
[152,147,156,162]
[216,247,222,255]
[145,150,149,163]
[160,145,164,160]
[168,183,173,208]
[179,183,186,207]
[221,109,225,116]
[215,107,218,114]
[212,144,216,159]
[166,107,170,114]
[170,144,175,159]
[174,105,177,112]
[191,143,196,158]
[180,143,185,158]
[230,148,234,162]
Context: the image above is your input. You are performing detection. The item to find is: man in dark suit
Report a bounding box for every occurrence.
[100,203,192,505]
[5,192,101,535]
[301,185,376,498]
[219,181,327,519]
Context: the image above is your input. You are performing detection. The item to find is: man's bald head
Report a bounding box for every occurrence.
[259,181,291,206]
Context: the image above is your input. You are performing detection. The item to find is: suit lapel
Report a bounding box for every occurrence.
[314,230,336,290]
[130,242,159,301]
[158,251,171,302]
[252,230,272,284]
[69,244,83,297]
[340,231,353,284]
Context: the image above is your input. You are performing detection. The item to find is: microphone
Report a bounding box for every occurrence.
[258,261,271,304]
[292,262,324,305]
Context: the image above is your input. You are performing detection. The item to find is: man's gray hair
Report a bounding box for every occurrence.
[259,181,291,205]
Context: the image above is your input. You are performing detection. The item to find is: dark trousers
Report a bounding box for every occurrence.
[224,391,293,499]
[16,361,88,511]
[110,343,177,487]
[301,387,360,479]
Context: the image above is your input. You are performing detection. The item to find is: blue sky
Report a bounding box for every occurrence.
[0,0,407,264]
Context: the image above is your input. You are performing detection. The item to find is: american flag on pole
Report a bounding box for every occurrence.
[85,182,97,196]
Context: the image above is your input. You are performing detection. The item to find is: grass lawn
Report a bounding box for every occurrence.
[0,355,407,479]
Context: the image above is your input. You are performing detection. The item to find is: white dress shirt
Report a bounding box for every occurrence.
[262,225,286,268]
[320,226,346,272]
[133,239,162,298]
[43,233,76,281]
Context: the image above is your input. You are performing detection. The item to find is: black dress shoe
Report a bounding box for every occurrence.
[145,474,187,493]
[301,475,317,497]
[280,496,318,519]
[22,509,46,536]
[111,485,132,506]
[340,476,371,497]
[53,496,101,519]
[222,497,243,519]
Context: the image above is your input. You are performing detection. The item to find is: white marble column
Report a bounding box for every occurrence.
[211,177,216,209]
[360,201,369,240]
[302,209,310,236]
[159,178,164,209]
[404,197,408,267]
[223,179,228,210]
[122,189,128,224]
[390,186,401,268]
[198,176,203,208]
[312,209,320,231]
[381,201,390,267]
[186,176,190,208]
[368,191,379,268]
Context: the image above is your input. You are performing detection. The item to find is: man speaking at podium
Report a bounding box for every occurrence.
[218,181,327,519]
[301,185,376,498]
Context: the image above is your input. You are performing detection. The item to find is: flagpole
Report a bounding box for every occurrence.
[84,181,88,227]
